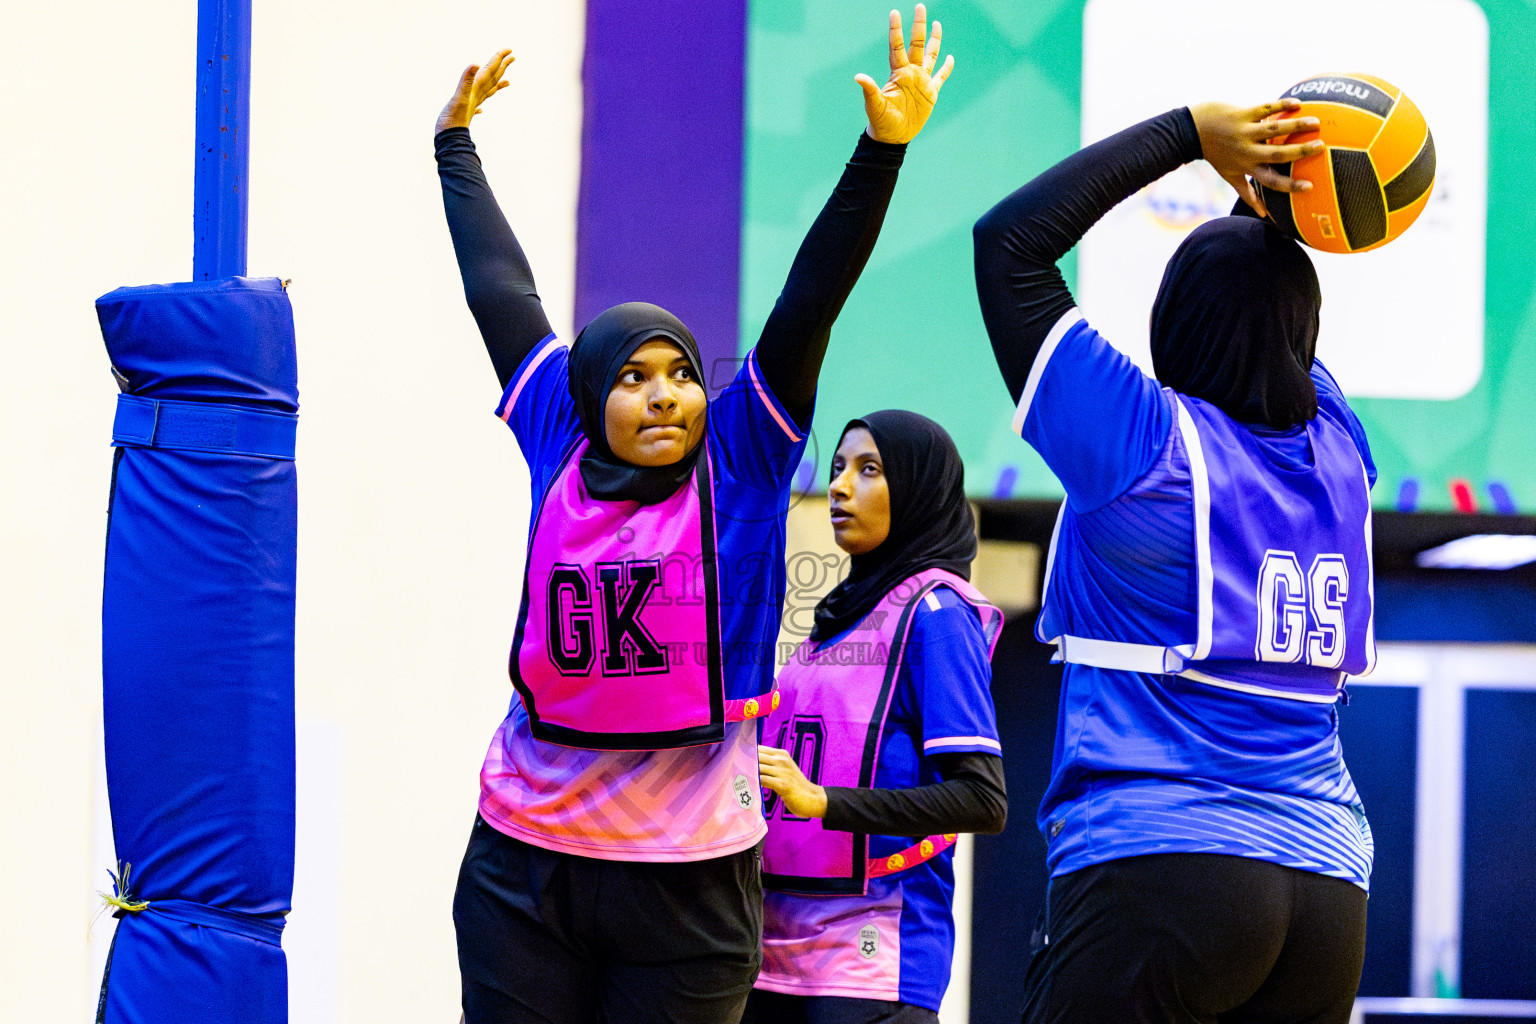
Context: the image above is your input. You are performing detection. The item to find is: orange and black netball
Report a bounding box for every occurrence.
[1259,73,1436,254]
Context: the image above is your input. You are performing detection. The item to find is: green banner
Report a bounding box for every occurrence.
[743,0,1536,512]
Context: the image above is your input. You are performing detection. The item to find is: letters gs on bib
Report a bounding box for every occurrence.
[548,559,672,676]
[1256,550,1349,668]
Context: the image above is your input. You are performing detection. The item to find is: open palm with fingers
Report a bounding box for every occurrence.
[437,49,515,134]
[857,4,955,145]
[1190,99,1324,218]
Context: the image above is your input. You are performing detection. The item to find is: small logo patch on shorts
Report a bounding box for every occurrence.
[732,774,753,809]
[858,924,879,959]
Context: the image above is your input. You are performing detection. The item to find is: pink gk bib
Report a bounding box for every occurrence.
[511,440,775,750]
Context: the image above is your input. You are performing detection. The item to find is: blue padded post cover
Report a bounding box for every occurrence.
[96,277,297,1024]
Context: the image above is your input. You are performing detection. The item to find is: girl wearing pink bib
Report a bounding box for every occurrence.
[749,412,1007,1024]
[436,14,955,1024]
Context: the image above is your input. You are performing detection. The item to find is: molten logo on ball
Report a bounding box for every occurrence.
[1260,72,1437,255]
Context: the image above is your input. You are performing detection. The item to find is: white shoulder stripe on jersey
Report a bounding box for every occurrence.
[1173,398,1214,661]
[1011,307,1084,437]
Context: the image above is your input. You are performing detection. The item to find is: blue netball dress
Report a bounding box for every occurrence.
[1015,308,1377,889]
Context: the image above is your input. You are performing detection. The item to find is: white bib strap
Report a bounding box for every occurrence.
[1055,635,1345,703]
[1177,668,1344,704]
[1054,635,1185,674]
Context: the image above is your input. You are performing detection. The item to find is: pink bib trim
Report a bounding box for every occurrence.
[725,685,781,723]
[865,832,959,879]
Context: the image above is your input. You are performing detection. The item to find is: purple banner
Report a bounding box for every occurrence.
[576,0,747,391]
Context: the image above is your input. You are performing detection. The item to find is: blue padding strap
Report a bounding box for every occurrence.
[138,899,286,947]
[113,394,297,460]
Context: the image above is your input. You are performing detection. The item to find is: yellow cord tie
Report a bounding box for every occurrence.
[100,861,151,914]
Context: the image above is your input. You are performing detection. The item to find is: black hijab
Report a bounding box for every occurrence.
[1149,210,1322,429]
[811,410,977,642]
[568,301,705,504]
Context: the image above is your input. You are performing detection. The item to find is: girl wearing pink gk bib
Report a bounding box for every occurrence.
[436,10,955,1024]
[747,412,1007,1024]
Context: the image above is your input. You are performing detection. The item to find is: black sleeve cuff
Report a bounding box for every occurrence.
[434,125,475,160]
[1172,106,1203,165]
[851,130,908,168]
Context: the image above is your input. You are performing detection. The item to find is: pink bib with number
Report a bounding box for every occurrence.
[761,569,1002,895]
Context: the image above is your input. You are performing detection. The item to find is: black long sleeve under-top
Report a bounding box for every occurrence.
[973,108,1204,403]
[824,750,1007,838]
[435,127,907,428]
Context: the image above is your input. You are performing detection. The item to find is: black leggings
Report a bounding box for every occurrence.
[454,816,763,1024]
[1020,854,1367,1024]
[742,991,939,1024]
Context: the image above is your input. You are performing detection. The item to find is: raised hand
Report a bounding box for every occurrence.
[1190,99,1324,218]
[856,5,955,145]
[437,49,516,134]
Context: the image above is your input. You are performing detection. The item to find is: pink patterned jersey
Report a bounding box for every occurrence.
[761,886,907,1002]
[479,704,765,861]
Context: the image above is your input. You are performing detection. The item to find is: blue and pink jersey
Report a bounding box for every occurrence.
[1015,308,1377,889]
[479,334,807,861]
[756,575,1003,1011]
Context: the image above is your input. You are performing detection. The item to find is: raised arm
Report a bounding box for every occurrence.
[754,5,955,428]
[435,51,554,390]
[973,101,1323,401]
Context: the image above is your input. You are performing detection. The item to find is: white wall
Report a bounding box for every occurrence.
[0,2,584,1020]
[1,2,190,1018]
